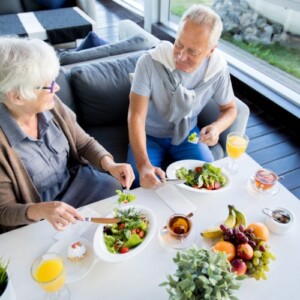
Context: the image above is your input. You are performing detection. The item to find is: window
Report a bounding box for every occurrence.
[166,0,300,109]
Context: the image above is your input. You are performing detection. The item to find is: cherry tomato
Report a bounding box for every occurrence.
[118,223,125,230]
[119,247,129,254]
[138,230,145,238]
[195,166,203,173]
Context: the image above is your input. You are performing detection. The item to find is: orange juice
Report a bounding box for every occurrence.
[35,258,65,293]
[226,135,248,158]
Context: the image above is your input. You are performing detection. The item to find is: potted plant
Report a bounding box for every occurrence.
[160,246,245,300]
[0,258,14,300]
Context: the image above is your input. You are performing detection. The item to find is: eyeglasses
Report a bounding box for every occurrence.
[40,80,56,93]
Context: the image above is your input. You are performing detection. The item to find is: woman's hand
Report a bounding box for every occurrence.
[101,155,135,189]
[26,201,84,231]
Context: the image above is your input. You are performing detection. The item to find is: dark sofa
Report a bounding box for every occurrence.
[56,20,250,165]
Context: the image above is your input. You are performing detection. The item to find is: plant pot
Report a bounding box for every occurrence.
[0,274,16,300]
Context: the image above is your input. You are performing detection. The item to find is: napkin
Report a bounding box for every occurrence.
[155,184,197,215]
[54,206,100,241]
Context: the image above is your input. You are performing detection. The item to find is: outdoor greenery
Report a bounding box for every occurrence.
[170,0,300,79]
[160,247,245,300]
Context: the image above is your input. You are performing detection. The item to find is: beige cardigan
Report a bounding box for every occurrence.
[0,97,112,233]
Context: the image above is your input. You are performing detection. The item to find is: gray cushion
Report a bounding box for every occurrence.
[70,52,142,127]
[59,34,151,65]
[85,126,129,163]
[56,68,76,113]
[0,0,24,14]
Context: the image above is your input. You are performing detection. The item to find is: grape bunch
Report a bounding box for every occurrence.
[246,241,276,280]
[220,224,258,247]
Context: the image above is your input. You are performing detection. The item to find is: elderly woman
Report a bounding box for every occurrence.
[0,37,135,233]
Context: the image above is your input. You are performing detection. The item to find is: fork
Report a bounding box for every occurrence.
[123,188,131,197]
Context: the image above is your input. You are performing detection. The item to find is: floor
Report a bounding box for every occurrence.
[94,0,300,199]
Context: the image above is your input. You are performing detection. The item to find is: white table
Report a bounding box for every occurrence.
[1,154,300,300]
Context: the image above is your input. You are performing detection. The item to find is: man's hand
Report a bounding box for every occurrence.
[26,202,84,231]
[199,124,220,146]
[139,165,165,189]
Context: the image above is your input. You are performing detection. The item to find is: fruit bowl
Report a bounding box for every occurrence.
[93,205,156,262]
[201,205,276,280]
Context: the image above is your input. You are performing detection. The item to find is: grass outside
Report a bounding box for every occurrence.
[170,0,300,79]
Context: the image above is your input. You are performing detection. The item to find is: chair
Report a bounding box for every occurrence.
[197,97,250,160]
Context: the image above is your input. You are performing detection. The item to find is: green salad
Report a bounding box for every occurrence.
[116,190,136,204]
[188,132,199,144]
[175,163,227,190]
[103,207,149,254]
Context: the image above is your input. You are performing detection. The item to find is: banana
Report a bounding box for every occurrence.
[230,205,247,227]
[201,205,236,239]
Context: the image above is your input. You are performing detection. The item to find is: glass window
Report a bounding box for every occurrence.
[167,0,300,106]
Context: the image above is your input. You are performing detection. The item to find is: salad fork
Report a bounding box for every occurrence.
[123,189,131,197]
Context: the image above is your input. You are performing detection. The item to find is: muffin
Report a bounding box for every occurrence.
[67,241,87,262]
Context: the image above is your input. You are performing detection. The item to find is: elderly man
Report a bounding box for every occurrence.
[127,4,237,188]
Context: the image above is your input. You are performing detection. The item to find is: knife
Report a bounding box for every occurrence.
[84,217,120,224]
[164,178,186,184]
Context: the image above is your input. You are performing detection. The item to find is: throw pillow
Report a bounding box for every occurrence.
[37,0,67,9]
[70,53,143,127]
[76,32,108,51]
[59,34,151,65]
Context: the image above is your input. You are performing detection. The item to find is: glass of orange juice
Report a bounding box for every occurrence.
[225,132,249,174]
[31,253,70,300]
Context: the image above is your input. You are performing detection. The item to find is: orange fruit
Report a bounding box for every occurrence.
[247,222,269,241]
[212,241,236,261]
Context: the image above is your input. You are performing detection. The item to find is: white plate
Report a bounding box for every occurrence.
[47,236,95,283]
[93,205,156,263]
[166,160,231,193]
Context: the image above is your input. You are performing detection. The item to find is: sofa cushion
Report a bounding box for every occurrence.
[0,0,24,14]
[76,31,108,51]
[59,34,151,65]
[85,126,129,163]
[70,52,142,127]
[56,68,77,113]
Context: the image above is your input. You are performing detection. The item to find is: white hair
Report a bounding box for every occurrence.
[0,37,59,102]
[178,5,223,49]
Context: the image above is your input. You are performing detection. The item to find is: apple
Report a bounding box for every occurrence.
[231,258,247,275]
[237,243,254,260]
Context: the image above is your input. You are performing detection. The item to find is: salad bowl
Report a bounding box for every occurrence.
[93,205,156,262]
[166,160,231,193]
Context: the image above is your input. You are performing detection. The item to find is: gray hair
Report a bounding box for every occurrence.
[0,37,59,102]
[178,5,223,49]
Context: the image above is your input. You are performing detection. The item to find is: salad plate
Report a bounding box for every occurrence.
[47,236,95,283]
[93,205,156,262]
[166,160,231,193]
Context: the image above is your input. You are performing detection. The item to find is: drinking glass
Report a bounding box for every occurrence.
[31,253,70,300]
[224,132,249,174]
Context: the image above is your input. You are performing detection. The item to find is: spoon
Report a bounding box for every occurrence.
[262,208,290,224]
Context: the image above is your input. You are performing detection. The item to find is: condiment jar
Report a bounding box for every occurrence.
[263,207,295,234]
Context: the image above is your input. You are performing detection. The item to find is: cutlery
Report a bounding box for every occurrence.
[163,178,186,184]
[84,217,120,224]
